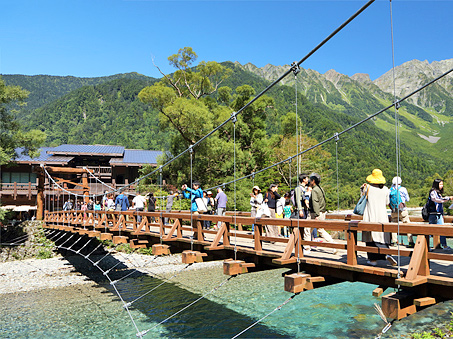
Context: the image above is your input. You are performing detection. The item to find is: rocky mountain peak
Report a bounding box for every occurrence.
[351,73,372,84]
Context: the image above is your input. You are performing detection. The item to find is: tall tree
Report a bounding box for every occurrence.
[0,76,46,165]
[138,48,275,189]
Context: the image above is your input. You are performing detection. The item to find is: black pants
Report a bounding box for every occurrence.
[366,241,388,261]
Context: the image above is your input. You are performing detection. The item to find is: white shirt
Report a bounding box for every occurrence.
[132,195,146,209]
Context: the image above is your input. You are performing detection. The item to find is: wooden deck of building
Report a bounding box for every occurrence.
[43,210,453,320]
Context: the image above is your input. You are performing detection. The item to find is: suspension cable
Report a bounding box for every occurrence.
[231,293,299,339]
[204,66,453,193]
[233,112,238,260]
[389,0,401,279]
[335,133,340,212]
[91,0,375,199]
[189,146,194,251]
[137,275,235,338]
[123,263,192,309]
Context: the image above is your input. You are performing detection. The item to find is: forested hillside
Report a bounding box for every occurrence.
[3,72,154,121]
[28,78,174,150]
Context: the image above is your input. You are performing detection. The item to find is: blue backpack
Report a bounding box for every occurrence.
[389,187,402,211]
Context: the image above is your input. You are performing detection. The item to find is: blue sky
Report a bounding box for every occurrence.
[1,0,451,80]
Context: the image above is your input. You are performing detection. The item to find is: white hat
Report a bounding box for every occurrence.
[392,176,402,186]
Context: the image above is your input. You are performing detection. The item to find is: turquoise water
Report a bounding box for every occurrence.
[0,262,392,339]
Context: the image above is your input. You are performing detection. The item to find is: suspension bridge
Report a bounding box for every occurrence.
[7,0,453,337]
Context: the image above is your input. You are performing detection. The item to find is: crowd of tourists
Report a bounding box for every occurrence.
[61,169,452,268]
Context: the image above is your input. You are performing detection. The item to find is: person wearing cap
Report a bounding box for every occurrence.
[390,176,413,247]
[250,186,263,234]
[361,169,397,266]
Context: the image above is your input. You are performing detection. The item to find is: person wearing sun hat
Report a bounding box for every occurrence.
[250,186,263,234]
[361,169,397,266]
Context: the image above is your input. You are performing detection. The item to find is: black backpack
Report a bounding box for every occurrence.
[421,201,430,221]
[421,194,435,221]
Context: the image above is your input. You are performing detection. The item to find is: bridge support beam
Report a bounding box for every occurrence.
[152,244,171,256]
[182,250,207,264]
[382,291,417,320]
[100,233,113,241]
[112,236,128,244]
[223,260,255,276]
[284,273,325,293]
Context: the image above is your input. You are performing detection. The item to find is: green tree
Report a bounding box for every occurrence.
[0,76,46,165]
[138,48,277,199]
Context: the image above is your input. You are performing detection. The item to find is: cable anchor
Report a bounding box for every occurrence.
[334,132,339,142]
[231,111,237,123]
[291,62,300,76]
[188,144,194,154]
[393,100,401,110]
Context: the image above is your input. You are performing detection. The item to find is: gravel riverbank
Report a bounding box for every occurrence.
[0,252,223,295]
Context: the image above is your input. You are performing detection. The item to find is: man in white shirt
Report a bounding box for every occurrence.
[132,191,147,223]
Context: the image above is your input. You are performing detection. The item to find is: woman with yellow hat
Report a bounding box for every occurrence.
[361,169,397,266]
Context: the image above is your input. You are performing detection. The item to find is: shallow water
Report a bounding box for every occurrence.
[0,261,396,339]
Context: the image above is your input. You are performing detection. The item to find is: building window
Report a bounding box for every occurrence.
[1,172,37,183]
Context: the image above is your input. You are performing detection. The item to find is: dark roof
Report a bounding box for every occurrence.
[110,150,163,166]
[12,145,162,166]
[13,147,74,164]
[49,144,125,156]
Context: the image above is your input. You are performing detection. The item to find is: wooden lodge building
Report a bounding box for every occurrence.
[0,144,163,216]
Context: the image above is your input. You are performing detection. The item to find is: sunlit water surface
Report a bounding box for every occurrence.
[0,262,436,339]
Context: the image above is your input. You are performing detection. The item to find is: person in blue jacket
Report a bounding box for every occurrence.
[115,190,130,211]
[182,181,204,240]
[182,181,203,213]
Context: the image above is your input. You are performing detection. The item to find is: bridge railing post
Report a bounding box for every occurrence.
[347,220,359,265]
[254,219,263,252]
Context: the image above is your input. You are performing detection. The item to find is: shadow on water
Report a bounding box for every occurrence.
[55,232,291,338]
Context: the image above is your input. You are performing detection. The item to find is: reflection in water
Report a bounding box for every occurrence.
[0,263,421,339]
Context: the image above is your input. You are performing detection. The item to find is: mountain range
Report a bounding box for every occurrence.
[2,58,452,205]
[240,59,453,160]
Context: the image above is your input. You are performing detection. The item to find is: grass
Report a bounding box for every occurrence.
[410,312,453,339]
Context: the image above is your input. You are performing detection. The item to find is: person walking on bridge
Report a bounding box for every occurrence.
[182,181,204,240]
[215,187,228,229]
[427,178,453,250]
[390,176,413,247]
[264,183,281,239]
[361,169,396,266]
[182,181,203,214]
[308,174,337,255]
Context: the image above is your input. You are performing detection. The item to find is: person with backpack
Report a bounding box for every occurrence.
[294,174,310,219]
[308,173,337,255]
[427,179,453,250]
[264,183,281,239]
[389,176,413,247]
[115,190,130,211]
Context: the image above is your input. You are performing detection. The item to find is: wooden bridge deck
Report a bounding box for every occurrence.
[43,210,453,319]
